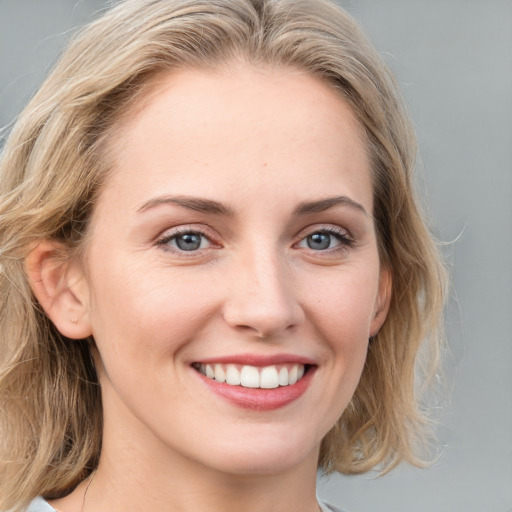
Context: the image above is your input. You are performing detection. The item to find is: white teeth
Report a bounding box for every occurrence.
[278,367,288,386]
[205,364,215,379]
[214,364,226,383]
[260,366,279,388]
[240,365,260,388]
[288,365,298,385]
[226,364,241,385]
[197,363,307,389]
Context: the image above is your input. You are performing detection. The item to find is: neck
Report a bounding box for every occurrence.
[51,410,321,512]
[87,440,321,512]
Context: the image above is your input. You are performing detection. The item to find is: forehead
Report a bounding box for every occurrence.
[98,63,372,216]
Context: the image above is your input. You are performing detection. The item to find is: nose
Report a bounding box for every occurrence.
[222,250,305,339]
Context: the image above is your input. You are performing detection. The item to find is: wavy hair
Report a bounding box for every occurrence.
[0,0,447,509]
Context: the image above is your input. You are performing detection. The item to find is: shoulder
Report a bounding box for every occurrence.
[23,497,57,512]
[24,497,342,512]
[319,499,350,512]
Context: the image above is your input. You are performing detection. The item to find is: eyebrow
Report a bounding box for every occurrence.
[137,195,234,216]
[293,196,369,216]
[137,194,368,217]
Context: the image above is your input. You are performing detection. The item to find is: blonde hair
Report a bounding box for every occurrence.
[0,0,446,509]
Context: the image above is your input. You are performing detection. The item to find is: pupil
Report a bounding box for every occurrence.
[307,233,330,250]
[176,233,201,251]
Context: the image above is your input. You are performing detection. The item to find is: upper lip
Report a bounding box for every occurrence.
[192,353,317,367]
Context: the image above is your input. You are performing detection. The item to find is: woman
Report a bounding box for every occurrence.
[0,1,446,511]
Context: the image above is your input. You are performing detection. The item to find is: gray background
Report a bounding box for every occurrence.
[1,1,511,511]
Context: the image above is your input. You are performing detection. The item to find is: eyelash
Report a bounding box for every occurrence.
[156,227,217,256]
[294,226,354,253]
[155,225,354,256]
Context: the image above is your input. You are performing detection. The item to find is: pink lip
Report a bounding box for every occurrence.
[193,363,317,411]
[194,353,317,367]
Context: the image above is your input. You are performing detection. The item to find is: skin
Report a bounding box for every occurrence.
[29,64,390,512]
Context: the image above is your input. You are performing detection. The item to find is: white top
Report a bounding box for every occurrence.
[25,496,347,512]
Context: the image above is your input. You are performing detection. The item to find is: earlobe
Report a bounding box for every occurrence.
[370,266,392,336]
[25,240,92,339]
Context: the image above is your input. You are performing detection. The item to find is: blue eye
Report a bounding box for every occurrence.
[297,229,350,251]
[306,232,333,250]
[174,232,203,251]
[159,231,211,252]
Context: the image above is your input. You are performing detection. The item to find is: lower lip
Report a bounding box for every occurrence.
[195,367,316,411]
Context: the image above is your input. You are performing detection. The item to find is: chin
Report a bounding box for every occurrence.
[195,430,320,477]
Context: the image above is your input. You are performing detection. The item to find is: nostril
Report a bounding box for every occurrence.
[223,303,304,340]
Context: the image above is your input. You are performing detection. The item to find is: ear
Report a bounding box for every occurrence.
[370,266,392,336]
[25,240,92,339]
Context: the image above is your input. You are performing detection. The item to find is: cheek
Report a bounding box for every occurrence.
[307,266,380,340]
[304,266,379,391]
[86,262,220,368]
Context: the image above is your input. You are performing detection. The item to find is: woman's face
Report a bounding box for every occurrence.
[76,64,390,476]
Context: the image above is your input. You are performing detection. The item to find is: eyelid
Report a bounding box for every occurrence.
[295,223,354,242]
[155,224,221,254]
[293,224,355,256]
[154,222,355,257]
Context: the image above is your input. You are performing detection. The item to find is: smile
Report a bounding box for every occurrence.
[192,355,317,410]
[193,363,306,389]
